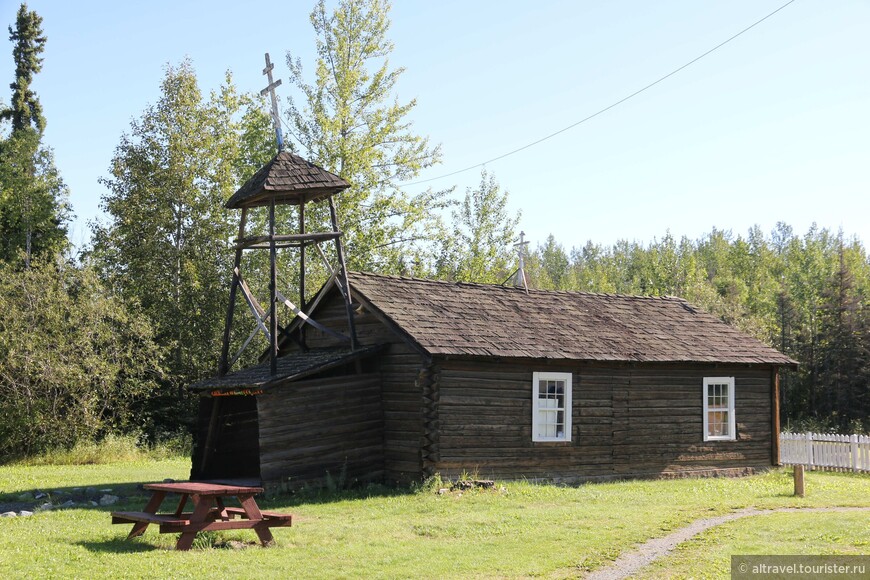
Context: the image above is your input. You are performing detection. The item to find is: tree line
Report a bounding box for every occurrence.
[518,226,870,434]
[0,1,866,460]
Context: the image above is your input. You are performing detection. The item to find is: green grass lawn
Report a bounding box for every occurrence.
[0,461,868,579]
[637,510,870,579]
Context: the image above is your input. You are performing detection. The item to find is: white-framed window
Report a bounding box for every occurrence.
[532,372,572,442]
[703,377,736,441]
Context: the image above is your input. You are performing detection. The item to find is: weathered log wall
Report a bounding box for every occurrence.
[257,373,383,486]
[433,358,775,482]
[255,284,777,487]
[279,292,427,484]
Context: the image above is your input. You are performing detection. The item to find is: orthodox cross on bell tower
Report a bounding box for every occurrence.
[260,53,284,152]
[218,54,358,378]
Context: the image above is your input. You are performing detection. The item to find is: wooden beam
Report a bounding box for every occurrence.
[235,231,341,249]
[269,199,278,375]
[236,270,270,340]
[276,290,350,343]
[219,208,248,375]
[273,272,340,352]
[329,196,358,349]
[315,243,334,273]
[227,314,272,370]
[299,203,306,349]
[238,239,331,250]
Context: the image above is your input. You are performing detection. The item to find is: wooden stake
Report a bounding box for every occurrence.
[793,464,805,497]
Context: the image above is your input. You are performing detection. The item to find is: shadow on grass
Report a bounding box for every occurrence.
[262,482,418,509]
[76,539,160,554]
[0,481,154,513]
[1,471,426,516]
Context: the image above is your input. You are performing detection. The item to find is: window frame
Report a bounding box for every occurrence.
[532,371,572,442]
[702,376,736,442]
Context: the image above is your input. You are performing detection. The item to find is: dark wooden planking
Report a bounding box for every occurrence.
[277,291,427,484]
[258,374,383,486]
[433,358,775,481]
[190,396,261,481]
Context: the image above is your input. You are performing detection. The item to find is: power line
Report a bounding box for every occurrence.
[403,0,797,187]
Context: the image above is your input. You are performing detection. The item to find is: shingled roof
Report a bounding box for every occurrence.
[225,151,349,209]
[345,272,796,366]
[189,346,383,392]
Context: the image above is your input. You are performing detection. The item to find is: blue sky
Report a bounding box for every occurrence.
[2,0,868,253]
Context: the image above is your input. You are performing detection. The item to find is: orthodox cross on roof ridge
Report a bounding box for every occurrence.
[260,52,284,151]
[514,231,530,293]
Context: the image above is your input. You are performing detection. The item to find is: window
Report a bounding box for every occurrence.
[532,372,572,442]
[703,377,735,441]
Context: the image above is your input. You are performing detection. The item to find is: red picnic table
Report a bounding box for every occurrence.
[111,482,292,550]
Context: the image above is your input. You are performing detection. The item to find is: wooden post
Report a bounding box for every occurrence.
[806,431,814,468]
[219,208,248,376]
[328,196,358,350]
[771,368,781,465]
[793,464,805,497]
[269,199,278,375]
[298,202,306,349]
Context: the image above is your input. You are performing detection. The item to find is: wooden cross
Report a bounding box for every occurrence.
[260,52,284,151]
[514,231,529,292]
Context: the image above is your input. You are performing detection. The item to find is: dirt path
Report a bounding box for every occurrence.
[584,506,870,580]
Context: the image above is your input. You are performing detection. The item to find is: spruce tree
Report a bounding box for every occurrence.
[0,3,68,266]
[1,3,45,132]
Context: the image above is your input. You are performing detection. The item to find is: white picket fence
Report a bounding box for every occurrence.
[780,432,870,472]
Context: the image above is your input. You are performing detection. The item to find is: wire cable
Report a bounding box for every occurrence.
[402,0,797,187]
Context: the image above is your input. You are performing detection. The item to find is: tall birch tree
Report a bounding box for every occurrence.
[92,61,273,431]
[285,0,449,273]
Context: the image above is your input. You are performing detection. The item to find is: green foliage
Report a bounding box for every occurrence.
[811,246,870,428]
[527,234,572,290]
[0,260,161,461]
[417,472,446,493]
[285,0,450,273]
[524,223,870,431]
[324,460,350,492]
[0,128,70,264]
[14,433,190,466]
[435,170,520,283]
[90,61,274,434]
[0,4,69,267]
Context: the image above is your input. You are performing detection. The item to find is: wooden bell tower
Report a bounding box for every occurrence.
[218,54,358,377]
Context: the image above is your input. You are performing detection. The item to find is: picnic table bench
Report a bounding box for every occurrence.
[112,482,291,550]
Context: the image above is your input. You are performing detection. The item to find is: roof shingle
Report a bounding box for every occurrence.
[189,346,381,392]
[346,272,797,366]
[225,151,349,209]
